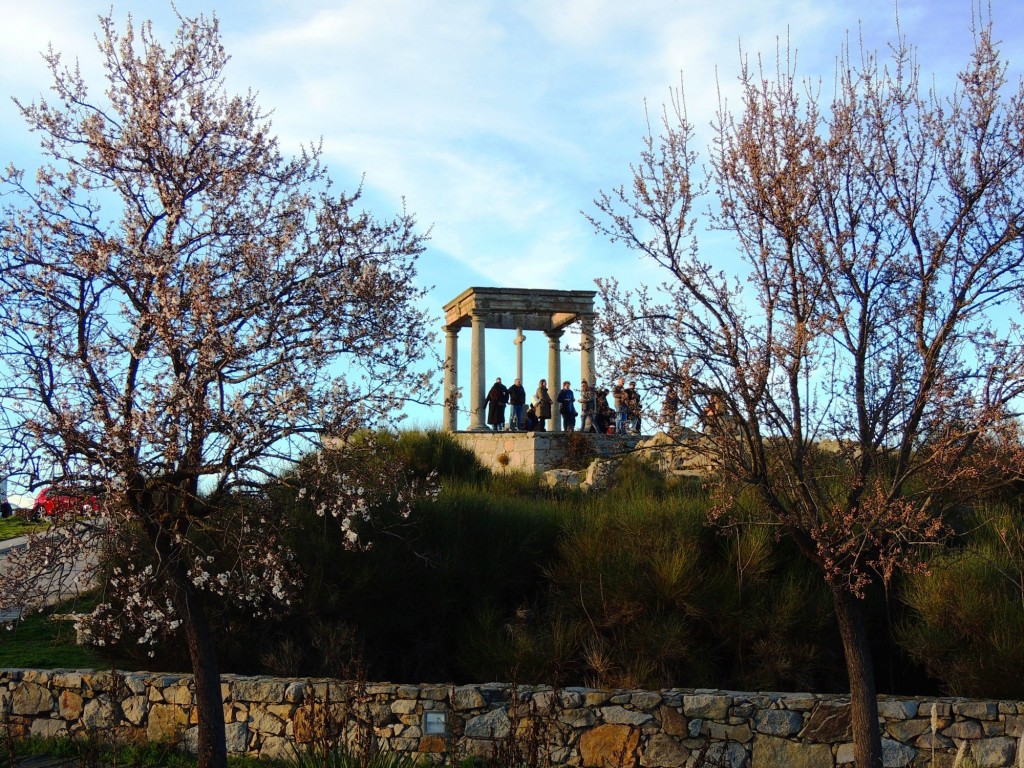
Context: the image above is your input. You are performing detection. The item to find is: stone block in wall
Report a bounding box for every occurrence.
[420,685,447,701]
[123,695,148,726]
[657,706,687,738]
[123,673,147,695]
[942,719,982,739]
[877,699,918,720]
[258,734,293,761]
[981,720,1004,737]
[925,704,954,720]
[560,708,597,728]
[755,709,803,736]
[418,735,446,753]
[283,682,306,703]
[50,671,83,689]
[11,682,53,715]
[777,693,817,711]
[751,735,832,768]
[800,702,851,742]
[391,699,418,715]
[83,671,118,693]
[164,684,193,706]
[952,701,998,720]
[884,718,929,742]
[225,721,250,753]
[705,741,747,768]
[1005,713,1024,737]
[880,738,916,767]
[232,678,286,704]
[682,694,731,720]
[249,706,286,737]
[967,736,1016,768]
[30,719,67,740]
[660,691,682,708]
[580,723,640,768]
[914,730,954,751]
[835,742,854,764]
[465,708,511,739]
[640,733,688,766]
[59,690,84,720]
[732,702,755,719]
[81,696,118,729]
[147,702,189,742]
[601,706,653,727]
[630,692,662,711]
[707,721,752,743]
[452,688,487,712]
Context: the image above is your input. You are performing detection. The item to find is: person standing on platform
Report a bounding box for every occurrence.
[579,379,597,432]
[534,379,552,431]
[507,378,527,431]
[485,377,509,431]
[557,380,577,432]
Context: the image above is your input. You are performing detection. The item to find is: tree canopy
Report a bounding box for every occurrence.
[590,18,1024,768]
[0,12,434,768]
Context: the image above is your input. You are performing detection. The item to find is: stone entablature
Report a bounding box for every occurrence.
[1,670,1021,767]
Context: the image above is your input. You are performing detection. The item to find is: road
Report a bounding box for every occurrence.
[0,525,98,622]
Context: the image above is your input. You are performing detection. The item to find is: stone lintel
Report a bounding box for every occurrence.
[443,287,597,330]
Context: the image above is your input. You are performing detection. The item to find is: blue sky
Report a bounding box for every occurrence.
[3,0,1024,440]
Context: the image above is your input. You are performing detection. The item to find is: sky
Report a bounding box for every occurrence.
[2,0,1024,449]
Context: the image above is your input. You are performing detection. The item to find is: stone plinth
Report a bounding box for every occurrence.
[454,432,643,474]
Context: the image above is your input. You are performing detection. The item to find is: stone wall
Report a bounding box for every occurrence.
[2,670,1022,767]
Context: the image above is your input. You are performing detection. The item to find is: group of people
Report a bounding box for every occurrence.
[483,376,643,435]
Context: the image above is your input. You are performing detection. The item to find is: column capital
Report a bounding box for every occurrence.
[545,329,565,340]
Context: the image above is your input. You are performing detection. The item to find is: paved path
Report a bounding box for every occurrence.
[0,527,97,622]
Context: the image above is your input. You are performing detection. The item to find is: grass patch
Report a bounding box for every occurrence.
[16,734,286,768]
[0,597,123,670]
[0,517,46,541]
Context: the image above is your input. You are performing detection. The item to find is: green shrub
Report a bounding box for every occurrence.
[898,503,1024,698]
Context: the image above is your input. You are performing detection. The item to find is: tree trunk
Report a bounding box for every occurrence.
[176,571,228,768]
[832,585,883,768]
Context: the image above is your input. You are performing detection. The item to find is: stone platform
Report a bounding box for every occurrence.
[454,431,642,474]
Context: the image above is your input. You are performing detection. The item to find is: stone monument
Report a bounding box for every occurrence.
[442,287,597,432]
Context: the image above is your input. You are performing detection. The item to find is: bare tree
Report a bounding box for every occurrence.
[589,21,1024,768]
[0,11,434,768]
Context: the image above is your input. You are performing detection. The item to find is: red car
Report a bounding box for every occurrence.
[32,486,100,519]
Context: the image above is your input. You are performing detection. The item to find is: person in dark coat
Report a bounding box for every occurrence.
[507,378,527,431]
[534,379,552,431]
[485,378,509,431]
[557,380,577,432]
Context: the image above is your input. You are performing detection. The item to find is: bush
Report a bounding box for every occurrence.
[898,503,1024,698]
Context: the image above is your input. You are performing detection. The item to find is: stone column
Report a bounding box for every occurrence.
[443,324,459,432]
[513,327,525,384]
[468,311,489,431]
[579,314,597,388]
[546,329,564,433]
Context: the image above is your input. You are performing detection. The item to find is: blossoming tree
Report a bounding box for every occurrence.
[589,21,1024,768]
[0,11,433,768]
